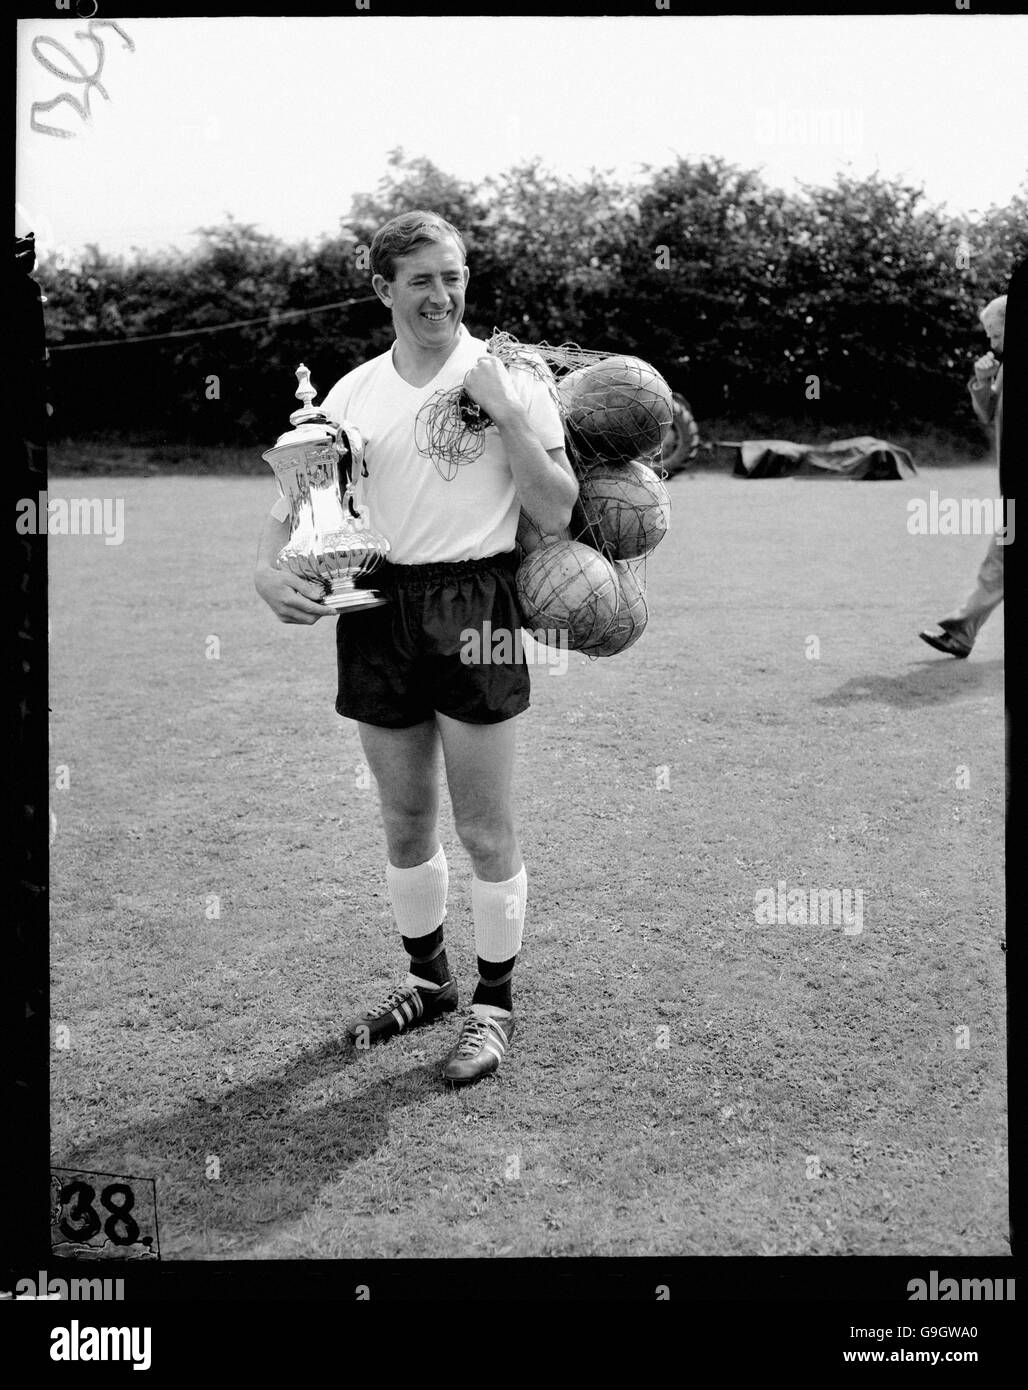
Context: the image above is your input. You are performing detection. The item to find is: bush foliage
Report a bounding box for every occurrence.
[38,149,1026,447]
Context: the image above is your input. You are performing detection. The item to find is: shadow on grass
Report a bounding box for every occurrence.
[816,658,1003,709]
[56,1033,461,1250]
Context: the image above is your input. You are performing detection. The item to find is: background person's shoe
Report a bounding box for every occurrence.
[344,978,458,1046]
[919,629,971,658]
[442,1011,515,1084]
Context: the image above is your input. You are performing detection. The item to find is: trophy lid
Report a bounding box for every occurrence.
[289,363,330,426]
[266,364,339,451]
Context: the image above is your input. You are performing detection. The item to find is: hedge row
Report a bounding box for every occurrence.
[38,150,1026,445]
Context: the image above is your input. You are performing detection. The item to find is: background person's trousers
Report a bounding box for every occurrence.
[939,534,1004,649]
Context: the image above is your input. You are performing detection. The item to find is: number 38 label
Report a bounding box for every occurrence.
[51,1168,160,1260]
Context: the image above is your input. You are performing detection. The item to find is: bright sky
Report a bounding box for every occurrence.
[16,13,1028,262]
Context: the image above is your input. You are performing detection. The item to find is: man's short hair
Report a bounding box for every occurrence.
[980,295,1007,335]
[370,210,467,282]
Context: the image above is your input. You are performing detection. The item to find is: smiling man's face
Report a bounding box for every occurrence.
[373,237,470,361]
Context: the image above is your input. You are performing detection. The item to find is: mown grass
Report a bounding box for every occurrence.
[48,457,1006,1258]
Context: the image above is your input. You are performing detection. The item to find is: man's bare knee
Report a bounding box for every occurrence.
[454,815,515,866]
[382,807,438,865]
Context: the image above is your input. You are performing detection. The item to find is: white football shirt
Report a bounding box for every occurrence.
[269,327,566,565]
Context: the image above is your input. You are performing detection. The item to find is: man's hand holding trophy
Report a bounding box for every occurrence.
[255,364,391,623]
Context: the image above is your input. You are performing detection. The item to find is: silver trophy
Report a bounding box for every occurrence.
[263,364,390,610]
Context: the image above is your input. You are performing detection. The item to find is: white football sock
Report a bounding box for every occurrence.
[386,845,448,938]
[472,865,527,964]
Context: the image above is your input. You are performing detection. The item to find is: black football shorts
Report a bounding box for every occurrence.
[335,550,531,729]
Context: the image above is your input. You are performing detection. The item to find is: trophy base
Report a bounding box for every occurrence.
[322,583,388,612]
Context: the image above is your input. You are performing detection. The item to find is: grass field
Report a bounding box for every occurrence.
[47,418,990,477]
[48,455,1006,1259]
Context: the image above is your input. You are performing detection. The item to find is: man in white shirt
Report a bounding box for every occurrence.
[919,295,1007,658]
[254,211,577,1083]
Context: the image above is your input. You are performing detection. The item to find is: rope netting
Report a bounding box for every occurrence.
[414,330,673,480]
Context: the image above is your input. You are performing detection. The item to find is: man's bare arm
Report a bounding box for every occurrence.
[462,356,578,532]
[969,353,1000,427]
[498,421,578,533]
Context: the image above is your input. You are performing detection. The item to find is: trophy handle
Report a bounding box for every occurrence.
[331,420,365,520]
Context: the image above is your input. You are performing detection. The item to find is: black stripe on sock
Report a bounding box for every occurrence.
[403,925,450,986]
[472,955,516,1011]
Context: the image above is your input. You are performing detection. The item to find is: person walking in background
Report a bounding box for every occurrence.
[919,296,1007,658]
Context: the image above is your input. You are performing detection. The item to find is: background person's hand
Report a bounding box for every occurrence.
[974,350,1000,384]
[254,563,330,623]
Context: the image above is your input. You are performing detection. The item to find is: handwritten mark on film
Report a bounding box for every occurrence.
[51,1168,160,1260]
[31,20,135,140]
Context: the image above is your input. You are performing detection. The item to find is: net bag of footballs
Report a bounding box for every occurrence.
[572,459,671,561]
[413,331,675,481]
[579,559,649,658]
[516,539,621,651]
[558,355,674,469]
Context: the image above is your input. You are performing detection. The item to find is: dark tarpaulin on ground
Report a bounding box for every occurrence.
[721,436,917,479]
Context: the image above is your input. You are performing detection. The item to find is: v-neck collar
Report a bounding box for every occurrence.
[389,326,469,391]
